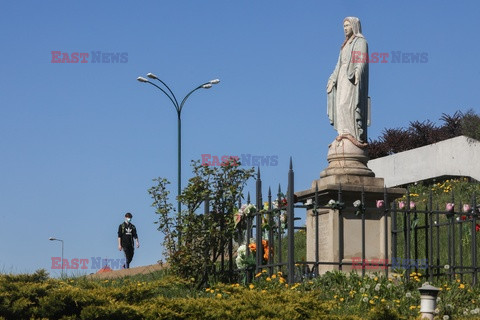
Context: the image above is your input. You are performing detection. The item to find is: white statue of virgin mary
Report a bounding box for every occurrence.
[327,17,369,144]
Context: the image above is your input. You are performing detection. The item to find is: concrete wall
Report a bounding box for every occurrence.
[367,136,480,187]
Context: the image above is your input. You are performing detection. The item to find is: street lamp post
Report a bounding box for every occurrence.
[137,74,219,243]
[49,237,64,277]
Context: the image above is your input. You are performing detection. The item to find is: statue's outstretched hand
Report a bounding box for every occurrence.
[327,81,334,93]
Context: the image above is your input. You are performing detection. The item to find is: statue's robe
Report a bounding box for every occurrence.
[327,36,369,143]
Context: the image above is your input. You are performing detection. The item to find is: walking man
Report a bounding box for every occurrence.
[118,212,139,268]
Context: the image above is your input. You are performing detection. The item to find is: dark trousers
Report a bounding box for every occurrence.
[123,246,134,268]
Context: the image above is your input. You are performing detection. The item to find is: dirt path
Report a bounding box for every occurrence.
[86,263,165,280]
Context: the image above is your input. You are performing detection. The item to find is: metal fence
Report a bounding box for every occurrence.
[209,159,479,285]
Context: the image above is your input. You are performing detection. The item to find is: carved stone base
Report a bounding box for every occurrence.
[320,136,375,178]
[296,181,405,276]
[295,136,406,275]
[304,205,391,275]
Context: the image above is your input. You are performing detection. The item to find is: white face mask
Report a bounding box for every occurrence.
[125,218,131,223]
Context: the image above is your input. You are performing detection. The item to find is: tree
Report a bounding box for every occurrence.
[148,159,255,286]
[368,109,480,159]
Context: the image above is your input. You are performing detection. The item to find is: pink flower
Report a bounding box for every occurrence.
[410,201,416,209]
[234,212,242,227]
[398,201,406,210]
[376,200,385,209]
[463,204,471,213]
[446,203,455,212]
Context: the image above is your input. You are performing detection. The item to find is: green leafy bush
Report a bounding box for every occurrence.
[3,266,480,319]
[149,160,255,286]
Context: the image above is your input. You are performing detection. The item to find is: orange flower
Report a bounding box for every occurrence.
[249,240,272,261]
[262,240,270,260]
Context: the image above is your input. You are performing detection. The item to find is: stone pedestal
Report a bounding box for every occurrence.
[320,136,374,178]
[303,198,390,274]
[296,140,405,275]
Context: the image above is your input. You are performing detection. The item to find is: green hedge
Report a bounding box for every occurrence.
[1,269,479,319]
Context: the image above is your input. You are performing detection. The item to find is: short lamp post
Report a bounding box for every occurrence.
[49,237,64,277]
[418,283,440,320]
[136,74,219,243]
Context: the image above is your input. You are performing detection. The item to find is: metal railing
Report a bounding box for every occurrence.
[206,159,479,285]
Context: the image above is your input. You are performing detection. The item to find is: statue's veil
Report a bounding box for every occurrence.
[344,17,364,38]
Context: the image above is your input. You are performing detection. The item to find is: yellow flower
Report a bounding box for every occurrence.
[459,283,465,289]
[262,270,267,273]
[409,305,416,310]
[216,293,222,298]
[277,271,283,276]
[249,284,254,289]
[369,300,375,305]
[271,274,277,279]
[266,277,271,282]
[255,272,262,278]
[381,299,386,303]
[334,295,338,299]
[261,290,266,293]
[279,277,286,283]
[374,277,378,281]
[339,298,344,302]
[205,288,210,292]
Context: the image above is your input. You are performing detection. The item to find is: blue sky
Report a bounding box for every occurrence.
[1,1,479,276]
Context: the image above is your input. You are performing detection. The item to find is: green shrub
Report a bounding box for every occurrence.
[3,269,480,319]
